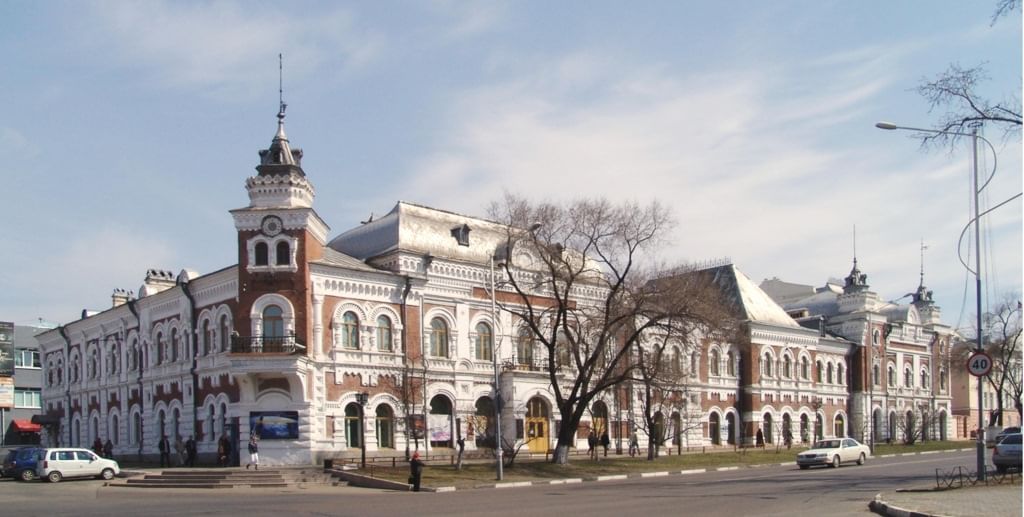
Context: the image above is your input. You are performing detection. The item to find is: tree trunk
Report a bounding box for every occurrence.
[553,444,570,464]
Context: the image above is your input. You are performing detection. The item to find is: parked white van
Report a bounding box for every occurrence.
[35,448,119,482]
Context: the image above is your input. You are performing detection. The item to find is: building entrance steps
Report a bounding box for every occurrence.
[113,468,341,489]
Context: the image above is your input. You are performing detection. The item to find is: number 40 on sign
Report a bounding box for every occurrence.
[967,351,993,377]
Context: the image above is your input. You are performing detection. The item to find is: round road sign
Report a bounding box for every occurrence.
[967,351,993,377]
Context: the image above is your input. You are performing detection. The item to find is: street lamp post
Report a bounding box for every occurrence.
[357,391,369,469]
[489,253,504,481]
[875,121,991,480]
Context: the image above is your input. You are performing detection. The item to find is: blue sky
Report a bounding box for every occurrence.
[1,1,1020,332]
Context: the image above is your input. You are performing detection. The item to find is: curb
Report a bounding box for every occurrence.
[402,447,971,493]
[869,493,937,517]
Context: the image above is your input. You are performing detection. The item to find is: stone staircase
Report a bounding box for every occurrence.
[116,468,340,489]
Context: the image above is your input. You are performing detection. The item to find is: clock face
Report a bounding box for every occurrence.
[261,215,283,236]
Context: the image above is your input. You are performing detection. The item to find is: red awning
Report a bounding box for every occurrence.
[11,419,41,432]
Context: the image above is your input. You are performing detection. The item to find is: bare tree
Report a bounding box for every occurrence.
[489,193,700,464]
[982,297,1023,426]
[378,364,424,459]
[914,2,1021,148]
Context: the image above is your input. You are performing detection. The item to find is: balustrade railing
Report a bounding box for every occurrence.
[230,335,306,354]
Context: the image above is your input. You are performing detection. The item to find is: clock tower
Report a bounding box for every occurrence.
[229,101,329,354]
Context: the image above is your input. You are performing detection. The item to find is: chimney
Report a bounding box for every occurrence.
[112,288,134,308]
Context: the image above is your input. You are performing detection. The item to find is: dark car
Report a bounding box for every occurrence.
[2,447,43,481]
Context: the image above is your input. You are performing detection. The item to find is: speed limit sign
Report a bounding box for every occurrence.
[967,351,993,377]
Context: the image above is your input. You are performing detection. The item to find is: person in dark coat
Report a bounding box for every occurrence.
[600,431,610,457]
[185,435,197,467]
[158,434,171,468]
[755,429,765,448]
[409,452,425,492]
[103,438,114,459]
[218,434,232,467]
[92,437,104,457]
[587,431,597,460]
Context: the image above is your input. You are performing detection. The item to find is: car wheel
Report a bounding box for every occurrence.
[47,471,62,483]
[799,465,809,470]
[831,455,840,468]
[19,469,36,482]
[857,453,866,466]
[99,468,115,480]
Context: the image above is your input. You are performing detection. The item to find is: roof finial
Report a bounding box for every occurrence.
[919,239,928,287]
[853,224,858,267]
[277,53,287,124]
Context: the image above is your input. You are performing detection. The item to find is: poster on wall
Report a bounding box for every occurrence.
[0,377,13,410]
[408,414,425,439]
[249,411,299,440]
[428,414,451,443]
[0,321,13,377]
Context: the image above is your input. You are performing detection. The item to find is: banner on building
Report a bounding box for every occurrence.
[0,377,13,410]
[0,321,13,377]
[249,411,299,439]
[428,414,451,443]
[407,414,425,439]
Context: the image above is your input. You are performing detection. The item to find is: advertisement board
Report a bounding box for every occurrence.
[0,321,13,377]
[0,377,13,410]
[249,411,299,440]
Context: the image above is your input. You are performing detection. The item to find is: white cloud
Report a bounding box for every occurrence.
[84,1,383,99]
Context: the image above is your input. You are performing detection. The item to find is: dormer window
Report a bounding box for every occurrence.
[276,241,290,265]
[451,224,471,246]
[255,243,269,266]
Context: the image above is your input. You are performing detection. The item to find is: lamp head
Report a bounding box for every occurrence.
[875,121,899,130]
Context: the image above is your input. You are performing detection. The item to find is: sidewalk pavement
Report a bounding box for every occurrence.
[870,482,1022,517]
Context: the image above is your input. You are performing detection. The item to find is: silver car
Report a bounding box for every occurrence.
[797,438,871,469]
[992,433,1022,473]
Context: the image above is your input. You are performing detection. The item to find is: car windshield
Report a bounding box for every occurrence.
[813,440,841,449]
[999,434,1021,445]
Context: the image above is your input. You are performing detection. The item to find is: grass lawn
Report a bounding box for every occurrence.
[358,440,969,489]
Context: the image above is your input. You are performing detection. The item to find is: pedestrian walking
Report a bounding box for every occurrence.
[246,435,260,470]
[103,438,114,459]
[783,429,793,450]
[629,431,640,458]
[185,435,197,467]
[587,431,597,460]
[455,436,465,471]
[175,435,186,466]
[92,437,104,457]
[409,452,425,492]
[218,434,232,467]
[158,434,171,468]
[600,431,610,457]
[756,429,765,448]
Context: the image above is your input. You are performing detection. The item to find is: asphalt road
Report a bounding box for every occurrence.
[0,450,976,516]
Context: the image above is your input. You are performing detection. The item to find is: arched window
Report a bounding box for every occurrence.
[155,333,164,365]
[939,369,947,391]
[672,348,682,374]
[827,363,834,384]
[920,369,929,390]
[201,320,211,356]
[254,242,269,266]
[904,367,912,388]
[345,403,362,448]
[816,361,823,383]
[783,355,792,378]
[801,357,809,380]
[691,352,699,375]
[475,322,492,361]
[837,364,845,386]
[887,365,895,387]
[376,405,394,449]
[556,331,572,367]
[170,328,179,362]
[341,312,359,349]
[430,318,449,357]
[710,349,720,376]
[726,351,735,376]
[275,241,290,265]
[517,328,533,366]
[263,305,284,339]
[376,316,393,352]
[872,364,880,386]
[762,352,772,377]
[219,315,230,352]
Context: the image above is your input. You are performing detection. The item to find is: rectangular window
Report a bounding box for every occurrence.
[14,388,42,408]
[14,349,41,368]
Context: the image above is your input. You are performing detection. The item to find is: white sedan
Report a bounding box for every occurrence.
[796,438,871,469]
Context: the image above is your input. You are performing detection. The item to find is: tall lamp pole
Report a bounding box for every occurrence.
[490,253,504,481]
[876,121,992,480]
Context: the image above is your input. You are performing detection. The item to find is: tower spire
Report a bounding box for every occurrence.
[844,224,869,293]
[276,53,288,139]
[919,239,928,287]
